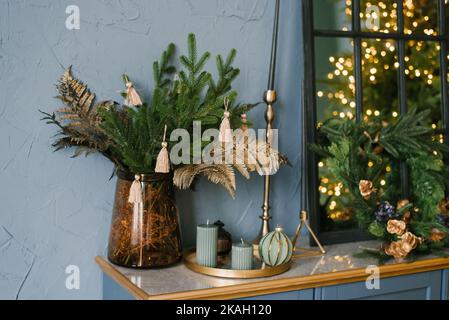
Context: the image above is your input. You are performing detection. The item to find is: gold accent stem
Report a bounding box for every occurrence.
[253,90,277,246]
[292,210,326,255]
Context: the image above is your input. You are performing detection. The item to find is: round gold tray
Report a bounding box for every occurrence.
[184,249,292,279]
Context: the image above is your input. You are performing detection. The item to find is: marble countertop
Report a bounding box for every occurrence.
[96,240,449,300]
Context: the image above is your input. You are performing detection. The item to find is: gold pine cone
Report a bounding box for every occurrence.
[397,199,412,222]
[386,219,406,236]
[397,199,410,211]
[359,180,377,200]
[373,145,384,155]
[429,228,446,242]
[401,231,423,250]
[385,232,423,260]
[438,199,449,217]
[384,240,410,260]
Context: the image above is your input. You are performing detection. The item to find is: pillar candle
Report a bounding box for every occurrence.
[231,239,253,270]
[196,220,218,267]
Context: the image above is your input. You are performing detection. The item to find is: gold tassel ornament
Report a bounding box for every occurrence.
[125,81,143,107]
[128,174,143,204]
[155,125,170,173]
[219,97,233,143]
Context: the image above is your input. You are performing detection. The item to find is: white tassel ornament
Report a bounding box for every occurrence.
[125,82,143,106]
[155,125,170,173]
[219,97,233,143]
[128,174,143,204]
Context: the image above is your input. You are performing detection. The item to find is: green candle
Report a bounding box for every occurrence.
[231,238,253,270]
[196,220,218,267]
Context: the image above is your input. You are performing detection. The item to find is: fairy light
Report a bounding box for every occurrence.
[316,2,442,221]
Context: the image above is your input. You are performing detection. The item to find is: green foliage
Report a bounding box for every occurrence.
[42,34,258,175]
[312,108,449,251]
[368,221,386,238]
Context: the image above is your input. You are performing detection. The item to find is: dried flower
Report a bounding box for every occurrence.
[401,231,423,250]
[386,219,406,236]
[429,228,446,242]
[397,199,412,222]
[397,199,410,211]
[359,180,377,200]
[384,231,423,260]
[374,201,397,222]
[384,240,411,260]
[439,199,449,217]
[437,214,449,226]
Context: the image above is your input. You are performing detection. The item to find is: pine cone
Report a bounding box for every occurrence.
[386,219,406,236]
[401,232,423,250]
[359,180,377,200]
[429,228,446,242]
[438,199,449,217]
[384,240,410,259]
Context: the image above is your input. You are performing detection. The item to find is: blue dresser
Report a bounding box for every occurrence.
[103,270,449,300]
[97,241,449,300]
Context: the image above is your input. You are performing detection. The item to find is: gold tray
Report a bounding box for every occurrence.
[184,249,292,279]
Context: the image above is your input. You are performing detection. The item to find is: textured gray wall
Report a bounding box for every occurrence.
[0,0,304,299]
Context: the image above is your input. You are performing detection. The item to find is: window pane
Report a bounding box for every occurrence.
[361,0,398,32]
[315,37,355,124]
[315,37,356,231]
[445,2,449,35]
[362,38,399,122]
[361,38,402,226]
[405,40,442,128]
[404,0,438,35]
[314,0,352,31]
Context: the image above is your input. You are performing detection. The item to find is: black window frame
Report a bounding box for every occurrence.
[302,0,449,245]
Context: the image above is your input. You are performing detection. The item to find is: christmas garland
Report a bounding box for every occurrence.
[312,107,449,259]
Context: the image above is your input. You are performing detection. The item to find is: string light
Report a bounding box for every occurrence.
[315,2,440,221]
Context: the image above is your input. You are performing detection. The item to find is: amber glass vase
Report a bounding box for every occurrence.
[107,171,182,268]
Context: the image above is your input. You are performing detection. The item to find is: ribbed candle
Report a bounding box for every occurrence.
[231,239,253,270]
[196,222,218,267]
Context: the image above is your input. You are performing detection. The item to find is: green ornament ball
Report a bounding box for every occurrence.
[258,226,293,266]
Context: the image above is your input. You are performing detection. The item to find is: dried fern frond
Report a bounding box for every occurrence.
[207,130,282,176]
[53,67,115,152]
[41,68,123,167]
[173,164,236,198]
[56,66,96,116]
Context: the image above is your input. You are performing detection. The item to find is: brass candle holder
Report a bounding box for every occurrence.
[253,0,280,249]
[292,211,326,258]
[253,90,277,247]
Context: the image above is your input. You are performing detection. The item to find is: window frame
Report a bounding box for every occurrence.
[302,0,449,245]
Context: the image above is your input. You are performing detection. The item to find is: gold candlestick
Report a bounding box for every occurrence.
[253,0,280,249]
[253,90,276,248]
